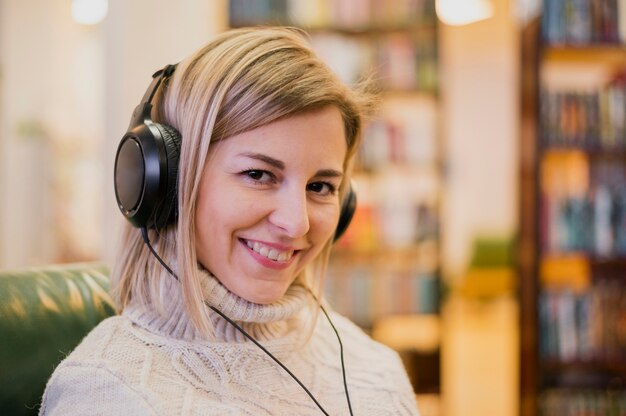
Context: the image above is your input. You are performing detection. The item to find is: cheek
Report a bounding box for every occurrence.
[197,196,263,248]
[195,205,217,266]
[195,190,231,264]
[310,205,341,240]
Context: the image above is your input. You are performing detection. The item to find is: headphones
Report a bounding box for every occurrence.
[114,64,357,242]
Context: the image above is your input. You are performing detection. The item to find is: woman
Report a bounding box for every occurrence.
[41,27,419,415]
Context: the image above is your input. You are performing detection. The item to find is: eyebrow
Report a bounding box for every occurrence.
[316,169,344,179]
[240,152,285,170]
[239,152,344,178]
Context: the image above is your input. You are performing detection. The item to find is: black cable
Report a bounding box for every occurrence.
[139,228,354,416]
[207,302,331,416]
[141,228,176,276]
[319,302,354,416]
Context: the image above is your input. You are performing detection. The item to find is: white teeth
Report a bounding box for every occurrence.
[245,240,294,262]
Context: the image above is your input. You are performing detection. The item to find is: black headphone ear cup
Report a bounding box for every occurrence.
[152,123,181,229]
[334,185,357,243]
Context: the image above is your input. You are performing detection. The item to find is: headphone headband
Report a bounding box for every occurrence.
[127,64,178,131]
[142,64,178,104]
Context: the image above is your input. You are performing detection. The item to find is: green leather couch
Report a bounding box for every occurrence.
[0,263,117,416]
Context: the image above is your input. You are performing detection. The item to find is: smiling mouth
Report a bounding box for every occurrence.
[241,239,296,262]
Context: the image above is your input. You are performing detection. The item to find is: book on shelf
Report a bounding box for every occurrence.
[540,388,626,415]
[310,30,438,91]
[325,263,438,328]
[228,0,436,29]
[540,153,626,256]
[539,279,626,363]
[540,70,626,150]
[359,96,438,170]
[542,0,626,45]
[336,170,439,252]
[228,0,289,27]
[228,0,439,92]
[229,0,437,30]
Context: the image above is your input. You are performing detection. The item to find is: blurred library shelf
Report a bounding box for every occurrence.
[228,0,442,403]
[520,1,626,415]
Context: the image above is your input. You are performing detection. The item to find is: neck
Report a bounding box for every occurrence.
[123,267,313,343]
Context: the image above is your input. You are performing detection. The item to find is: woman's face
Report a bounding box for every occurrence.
[195,106,347,304]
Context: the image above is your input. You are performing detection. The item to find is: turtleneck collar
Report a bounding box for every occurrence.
[123,267,312,344]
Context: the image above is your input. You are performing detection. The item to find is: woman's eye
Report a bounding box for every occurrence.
[241,169,274,183]
[246,170,264,180]
[307,182,336,196]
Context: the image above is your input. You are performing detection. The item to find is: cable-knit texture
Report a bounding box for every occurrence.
[40,270,420,415]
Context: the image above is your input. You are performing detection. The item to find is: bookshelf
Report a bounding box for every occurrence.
[228,0,441,398]
[520,1,626,415]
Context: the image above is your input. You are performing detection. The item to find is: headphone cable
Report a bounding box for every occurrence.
[140,228,354,416]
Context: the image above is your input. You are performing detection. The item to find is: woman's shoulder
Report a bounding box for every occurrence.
[46,313,172,389]
[46,315,144,384]
[62,315,133,360]
[40,316,159,415]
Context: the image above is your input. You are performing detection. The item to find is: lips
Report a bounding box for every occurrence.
[241,239,295,262]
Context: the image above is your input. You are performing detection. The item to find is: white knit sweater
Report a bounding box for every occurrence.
[40,270,420,415]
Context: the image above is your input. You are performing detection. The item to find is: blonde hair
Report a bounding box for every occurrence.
[112,27,376,335]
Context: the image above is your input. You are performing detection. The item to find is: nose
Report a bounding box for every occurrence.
[268,186,310,239]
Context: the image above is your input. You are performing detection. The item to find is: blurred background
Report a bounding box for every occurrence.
[2,0,626,415]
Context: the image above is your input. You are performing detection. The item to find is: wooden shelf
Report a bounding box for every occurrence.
[540,359,626,391]
[542,359,626,376]
[302,23,437,36]
[541,252,626,267]
[331,242,439,271]
[520,14,626,416]
[544,45,626,65]
[229,21,437,36]
[541,145,626,157]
